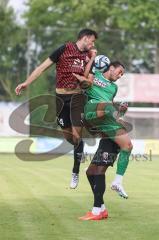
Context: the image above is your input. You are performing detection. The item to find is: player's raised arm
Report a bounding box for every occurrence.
[15,57,53,95]
[84,48,97,77]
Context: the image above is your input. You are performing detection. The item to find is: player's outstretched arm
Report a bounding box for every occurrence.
[15,58,53,95]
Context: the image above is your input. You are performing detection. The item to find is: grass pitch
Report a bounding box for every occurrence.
[0,154,159,240]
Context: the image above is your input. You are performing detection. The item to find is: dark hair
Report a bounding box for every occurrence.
[109,61,125,69]
[77,28,98,40]
[103,61,125,72]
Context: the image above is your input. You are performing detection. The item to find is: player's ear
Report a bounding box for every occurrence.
[82,36,87,41]
[109,65,114,71]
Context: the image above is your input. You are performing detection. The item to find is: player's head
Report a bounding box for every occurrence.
[104,61,125,81]
[77,28,98,51]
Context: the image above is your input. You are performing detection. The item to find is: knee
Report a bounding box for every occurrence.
[97,166,107,175]
[86,164,96,176]
[129,142,133,152]
[96,110,105,118]
[72,136,81,146]
[124,141,133,152]
[64,133,80,146]
[86,168,91,176]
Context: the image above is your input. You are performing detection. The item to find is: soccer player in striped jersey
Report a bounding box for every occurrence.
[15,29,98,188]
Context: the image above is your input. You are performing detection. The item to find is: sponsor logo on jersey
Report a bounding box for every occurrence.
[94,77,110,87]
[72,58,84,69]
[102,152,109,160]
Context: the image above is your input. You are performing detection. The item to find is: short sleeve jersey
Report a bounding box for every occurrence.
[86,70,118,102]
[49,42,89,89]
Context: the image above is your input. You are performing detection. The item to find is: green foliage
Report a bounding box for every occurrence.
[0,0,9,8]
[1,0,159,100]
[23,0,159,74]
[0,4,28,100]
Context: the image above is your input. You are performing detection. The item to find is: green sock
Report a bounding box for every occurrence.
[117,150,131,176]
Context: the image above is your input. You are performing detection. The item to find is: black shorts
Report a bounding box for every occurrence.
[56,93,86,129]
[91,138,120,167]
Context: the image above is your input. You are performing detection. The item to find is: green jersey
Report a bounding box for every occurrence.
[86,71,118,102]
[84,71,125,139]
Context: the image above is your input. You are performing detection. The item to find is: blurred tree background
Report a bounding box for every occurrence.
[1,0,159,100]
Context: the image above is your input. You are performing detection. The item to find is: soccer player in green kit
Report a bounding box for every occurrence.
[73,60,133,220]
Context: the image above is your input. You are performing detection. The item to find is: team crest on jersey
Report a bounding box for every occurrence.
[102,152,109,160]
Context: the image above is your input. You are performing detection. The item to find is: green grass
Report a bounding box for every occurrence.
[0,154,159,240]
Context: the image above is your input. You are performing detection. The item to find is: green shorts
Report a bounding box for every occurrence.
[84,100,124,139]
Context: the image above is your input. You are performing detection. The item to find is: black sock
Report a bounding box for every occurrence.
[101,178,106,205]
[72,140,84,174]
[93,175,106,208]
[87,175,95,193]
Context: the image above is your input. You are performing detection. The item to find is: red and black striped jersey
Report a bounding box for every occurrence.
[49,42,89,89]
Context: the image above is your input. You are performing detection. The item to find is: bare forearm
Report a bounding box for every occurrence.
[84,56,95,77]
[25,58,53,86]
[25,66,44,85]
[15,58,53,95]
[84,48,97,77]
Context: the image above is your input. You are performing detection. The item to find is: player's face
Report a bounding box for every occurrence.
[109,66,124,81]
[83,35,96,51]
